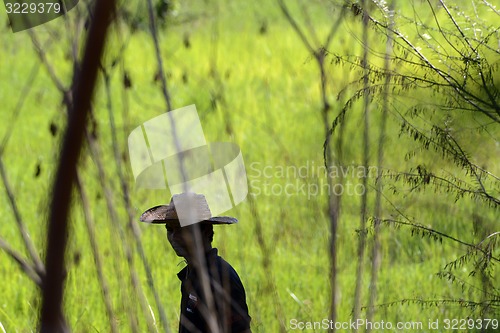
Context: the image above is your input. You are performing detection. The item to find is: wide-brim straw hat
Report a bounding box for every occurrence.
[140,192,238,226]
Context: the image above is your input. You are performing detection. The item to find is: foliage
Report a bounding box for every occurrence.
[327,0,500,320]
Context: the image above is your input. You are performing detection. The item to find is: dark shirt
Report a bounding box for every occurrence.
[177,248,251,333]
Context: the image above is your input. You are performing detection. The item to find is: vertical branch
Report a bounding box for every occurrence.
[143,1,226,332]
[352,0,371,326]
[325,133,340,333]
[146,0,172,112]
[85,127,155,333]
[100,66,142,333]
[75,172,118,333]
[129,221,172,333]
[322,11,347,331]
[325,103,347,333]
[145,1,214,332]
[40,0,116,331]
[277,1,344,330]
[209,1,220,76]
[141,0,195,331]
[247,193,287,333]
[366,1,394,329]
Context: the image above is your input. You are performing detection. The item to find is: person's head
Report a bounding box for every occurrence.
[166,223,214,259]
[139,193,237,260]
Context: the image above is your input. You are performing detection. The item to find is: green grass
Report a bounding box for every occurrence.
[0,0,498,332]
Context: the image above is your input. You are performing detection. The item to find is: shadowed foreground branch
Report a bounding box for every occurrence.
[40,0,116,331]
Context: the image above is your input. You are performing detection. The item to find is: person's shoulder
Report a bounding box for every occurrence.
[213,249,244,281]
[214,251,249,304]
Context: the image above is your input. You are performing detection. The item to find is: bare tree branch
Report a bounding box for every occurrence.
[352,0,371,326]
[85,125,155,333]
[40,0,117,331]
[367,1,394,327]
[0,63,41,156]
[28,31,69,100]
[75,171,118,333]
[0,157,45,276]
[0,236,42,287]
[277,1,346,330]
[277,0,315,54]
[146,0,172,111]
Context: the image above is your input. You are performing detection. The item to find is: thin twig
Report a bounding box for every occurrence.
[0,63,40,157]
[0,237,42,287]
[361,298,500,312]
[381,219,500,262]
[0,157,45,277]
[246,191,288,333]
[277,1,345,330]
[277,0,315,54]
[85,126,156,333]
[75,172,118,333]
[367,1,394,327]
[482,0,500,16]
[100,66,141,333]
[28,31,68,100]
[352,0,371,326]
[146,0,172,111]
[298,1,321,47]
[366,8,500,123]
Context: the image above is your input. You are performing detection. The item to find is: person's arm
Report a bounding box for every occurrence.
[217,260,252,333]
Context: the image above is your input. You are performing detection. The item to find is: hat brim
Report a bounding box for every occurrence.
[140,205,238,226]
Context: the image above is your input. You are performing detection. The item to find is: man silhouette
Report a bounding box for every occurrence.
[140,193,252,333]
